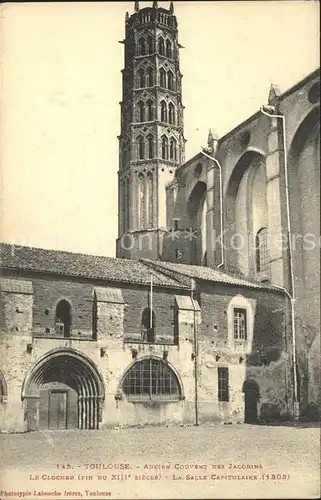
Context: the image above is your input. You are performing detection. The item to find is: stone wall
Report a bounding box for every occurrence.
[0,271,295,432]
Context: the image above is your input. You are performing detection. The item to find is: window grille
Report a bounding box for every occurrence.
[122,358,181,401]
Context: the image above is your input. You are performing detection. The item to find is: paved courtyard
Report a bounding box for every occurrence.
[1,424,320,499]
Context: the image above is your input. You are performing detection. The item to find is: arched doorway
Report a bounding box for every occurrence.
[242,379,260,423]
[22,349,105,431]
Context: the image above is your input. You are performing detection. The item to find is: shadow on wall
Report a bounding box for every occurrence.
[244,300,288,423]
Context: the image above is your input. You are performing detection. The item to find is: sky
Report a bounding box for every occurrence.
[1,1,319,258]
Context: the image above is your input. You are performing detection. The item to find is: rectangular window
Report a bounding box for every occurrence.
[218,367,229,402]
[233,308,247,340]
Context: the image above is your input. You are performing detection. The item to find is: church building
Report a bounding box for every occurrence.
[0,1,319,432]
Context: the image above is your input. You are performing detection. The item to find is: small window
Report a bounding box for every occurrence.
[160,101,167,122]
[158,37,165,56]
[138,101,144,122]
[160,68,166,88]
[92,295,97,340]
[167,71,174,91]
[141,308,155,343]
[218,367,229,402]
[169,103,175,124]
[122,358,181,401]
[55,299,71,338]
[161,136,168,160]
[233,308,247,341]
[147,36,153,54]
[169,138,177,161]
[146,67,154,87]
[139,38,146,55]
[147,135,154,159]
[0,372,7,404]
[166,39,172,58]
[138,69,145,88]
[146,100,153,121]
[138,136,145,160]
[256,228,269,272]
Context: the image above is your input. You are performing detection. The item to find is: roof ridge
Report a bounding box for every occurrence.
[143,258,274,290]
[0,242,121,262]
[0,243,189,289]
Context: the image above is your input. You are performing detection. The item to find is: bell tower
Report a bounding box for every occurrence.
[116,1,186,260]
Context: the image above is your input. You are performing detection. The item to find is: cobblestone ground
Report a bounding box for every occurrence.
[1,424,320,499]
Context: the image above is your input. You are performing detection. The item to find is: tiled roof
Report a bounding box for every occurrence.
[0,243,187,289]
[142,259,273,290]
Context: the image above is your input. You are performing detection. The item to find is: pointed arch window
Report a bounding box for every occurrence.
[55,299,71,337]
[138,136,145,160]
[146,67,154,87]
[256,228,269,272]
[160,101,168,122]
[161,135,168,160]
[146,172,153,227]
[122,358,182,402]
[138,173,145,229]
[158,37,165,55]
[146,100,153,121]
[138,101,144,122]
[160,68,166,88]
[147,135,154,159]
[147,36,154,54]
[139,38,146,55]
[169,138,177,161]
[166,39,172,58]
[169,102,175,124]
[167,71,174,91]
[138,68,145,88]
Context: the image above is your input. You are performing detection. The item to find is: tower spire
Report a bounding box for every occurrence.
[170,2,174,15]
[117,0,185,260]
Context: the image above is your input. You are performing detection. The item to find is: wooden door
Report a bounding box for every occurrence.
[48,390,68,430]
